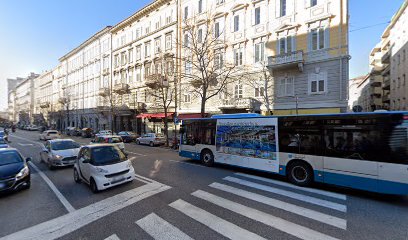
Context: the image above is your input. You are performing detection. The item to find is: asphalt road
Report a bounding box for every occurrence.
[1,129,408,240]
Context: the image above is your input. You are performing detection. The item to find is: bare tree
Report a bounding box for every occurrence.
[245,63,274,114]
[177,12,241,117]
[145,55,175,147]
[58,94,73,129]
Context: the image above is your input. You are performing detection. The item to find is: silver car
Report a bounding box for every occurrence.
[40,139,81,169]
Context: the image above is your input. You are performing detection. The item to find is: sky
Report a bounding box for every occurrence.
[0,0,405,111]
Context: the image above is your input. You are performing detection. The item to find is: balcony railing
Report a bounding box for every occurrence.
[383,77,390,90]
[113,83,130,95]
[98,87,110,97]
[381,50,390,64]
[219,97,255,110]
[268,51,304,70]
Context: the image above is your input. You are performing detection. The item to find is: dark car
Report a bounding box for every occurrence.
[117,131,138,143]
[0,148,31,193]
[81,128,93,138]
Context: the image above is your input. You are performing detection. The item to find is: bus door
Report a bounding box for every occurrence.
[323,128,378,191]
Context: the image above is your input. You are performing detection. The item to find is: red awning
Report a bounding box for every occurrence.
[177,113,206,120]
[136,112,174,119]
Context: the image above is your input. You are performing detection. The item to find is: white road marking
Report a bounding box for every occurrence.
[28,161,75,213]
[10,135,42,146]
[104,234,120,240]
[170,199,266,240]
[0,181,171,240]
[210,182,347,230]
[224,176,347,212]
[136,213,193,240]
[17,143,34,146]
[192,190,341,240]
[234,173,347,200]
[168,159,207,168]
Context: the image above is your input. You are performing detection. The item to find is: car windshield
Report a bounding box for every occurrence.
[119,132,128,135]
[110,137,123,143]
[91,146,126,165]
[51,141,80,151]
[48,131,58,134]
[0,151,23,166]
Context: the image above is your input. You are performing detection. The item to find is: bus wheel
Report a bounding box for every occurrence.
[288,161,313,187]
[201,150,214,167]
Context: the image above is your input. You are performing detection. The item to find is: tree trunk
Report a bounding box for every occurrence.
[164,108,169,147]
[201,90,207,118]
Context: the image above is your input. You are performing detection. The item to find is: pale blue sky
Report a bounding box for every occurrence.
[0,0,405,111]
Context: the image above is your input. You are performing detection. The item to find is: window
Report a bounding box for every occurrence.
[121,35,126,46]
[311,28,325,50]
[216,0,225,5]
[121,52,127,66]
[279,36,293,54]
[234,83,243,98]
[184,34,189,47]
[309,72,327,94]
[114,55,119,68]
[145,42,151,57]
[198,29,203,43]
[136,67,141,82]
[198,0,203,13]
[155,21,160,30]
[166,61,173,74]
[234,48,243,66]
[234,15,240,32]
[214,51,224,70]
[155,38,161,54]
[129,68,134,82]
[254,42,265,63]
[145,65,151,77]
[183,93,191,102]
[254,7,261,25]
[255,85,265,97]
[280,0,286,17]
[184,6,189,20]
[185,61,192,74]
[136,46,141,60]
[165,34,172,50]
[311,0,317,6]
[214,22,220,38]
[145,25,150,34]
[128,49,133,63]
[403,50,406,62]
[278,76,294,97]
[136,29,140,39]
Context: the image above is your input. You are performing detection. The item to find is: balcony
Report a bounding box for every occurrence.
[98,87,110,97]
[58,97,69,104]
[113,83,130,95]
[103,68,110,75]
[219,98,256,110]
[382,94,390,103]
[268,51,304,71]
[382,77,390,90]
[370,65,384,75]
[381,64,390,76]
[381,50,390,64]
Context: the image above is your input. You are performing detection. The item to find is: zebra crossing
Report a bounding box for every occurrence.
[107,172,348,240]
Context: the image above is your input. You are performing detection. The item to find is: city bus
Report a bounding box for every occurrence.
[179,112,408,195]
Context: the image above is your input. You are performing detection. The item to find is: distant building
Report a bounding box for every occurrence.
[348,75,368,111]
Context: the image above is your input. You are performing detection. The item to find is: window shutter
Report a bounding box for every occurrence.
[276,0,281,18]
[307,31,312,51]
[324,27,330,49]
[251,8,255,26]
[276,38,280,55]
[292,35,297,52]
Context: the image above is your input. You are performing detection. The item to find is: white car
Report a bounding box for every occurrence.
[96,130,113,137]
[40,139,81,169]
[136,133,165,147]
[39,130,61,141]
[91,135,125,152]
[73,144,135,192]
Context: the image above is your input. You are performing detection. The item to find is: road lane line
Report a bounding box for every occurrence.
[10,135,43,146]
[234,173,347,200]
[136,213,193,240]
[168,159,207,168]
[126,151,147,156]
[192,190,341,240]
[0,181,171,240]
[170,199,266,240]
[210,182,347,230]
[28,161,75,213]
[224,176,347,212]
[104,234,120,240]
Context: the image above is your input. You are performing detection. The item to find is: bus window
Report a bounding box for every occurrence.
[181,120,216,146]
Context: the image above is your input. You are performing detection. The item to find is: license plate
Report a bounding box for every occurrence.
[0,182,6,189]
[112,176,125,183]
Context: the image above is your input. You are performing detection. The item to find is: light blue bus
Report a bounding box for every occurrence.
[179,112,408,195]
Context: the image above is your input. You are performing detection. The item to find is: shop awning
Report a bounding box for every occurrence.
[136,112,174,119]
[177,113,207,120]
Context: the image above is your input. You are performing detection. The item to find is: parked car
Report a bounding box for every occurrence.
[73,144,135,193]
[81,128,93,138]
[0,148,31,192]
[27,125,39,131]
[91,135,125,152]
[65,127,75,136]
[136,133,165,147]
[68,127,81,136]
[39,130,61,141]
[40,139,81,169]
[117,131,138,143]
[0,131,8,142]
[96,130,113,137]
[0,138,9,148]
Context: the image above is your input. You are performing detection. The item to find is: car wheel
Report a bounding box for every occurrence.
[25,180,31,189]
[90,178,99,193]
[287,161,313,187]
[149,141,154,147]
[47,159,54,170]
[73,168,81,183]
[201,150,214,167]
[136,140,140,145]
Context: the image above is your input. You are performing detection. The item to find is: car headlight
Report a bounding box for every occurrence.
[126,161,133,169]
[95,167,108,174]
[54,155,63,160]
[16,166,29,180]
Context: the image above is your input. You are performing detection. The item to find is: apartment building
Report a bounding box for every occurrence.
[33,71,53,125]
[14,73,39,124]
[59,26,112,130]
[110,0,178,134]
[180,0,349,115]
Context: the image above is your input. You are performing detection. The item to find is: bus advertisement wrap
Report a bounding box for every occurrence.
[215,118,279,172]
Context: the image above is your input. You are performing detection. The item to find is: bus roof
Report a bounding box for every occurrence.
[181,111,408,121]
